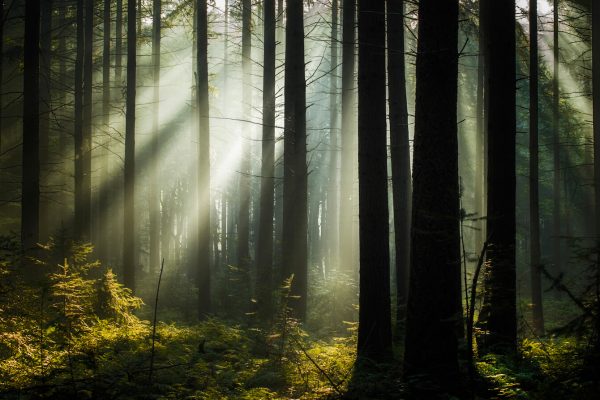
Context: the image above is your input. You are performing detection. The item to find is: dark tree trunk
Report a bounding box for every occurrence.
[150,0,162,273]
[480,0,517,355]
[282,0,307,321]
[552,0,562,280]
[123,0,137,291]
[475,0,487,250]
[387,0,411,329]
[21,0,40,253]
[116,0,123,85]
[592,0,600,357]
[404,0,461,385]
[339,0,356,274]
[256,0,276,320]
[238,0,252,273]
[74,0,85,240]
[100,0,111,261]
[356,0,391,362]
[197,0,211,318]
[39,0,52,239]
[529,0,545,336]
[79,0,93,241]
[327,0,339,271]
[0,1,4,152]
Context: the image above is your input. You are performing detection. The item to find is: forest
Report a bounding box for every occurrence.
[1,0,600,398]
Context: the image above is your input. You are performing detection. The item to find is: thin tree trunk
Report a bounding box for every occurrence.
[282,0,308,321]
[39,0,52,240]
[592,0,600,358]
[100,0,111,261]
[116,0,123,85]
[0,1,4,153]
[529,0,545,336]
[327,0,339,272]
[80,0,93,241]
[480,0,517,355]
[476,0,487,251]
[197,0,211,318]
[356,0,391,362]
[150,0,162,273]
[403,0,461,385]
[74,0,85,240]
[22,0,41,253]
[123,0,137,291]
[340,0,356,274]
[387,0,411,329]
[256,0,276,320]
[553,0,561,279]
[238,0,252,272]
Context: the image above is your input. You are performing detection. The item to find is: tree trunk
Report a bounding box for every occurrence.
[552,0,562,281]
[282,0,307,321]
[100,0,111,262]
[327,0,339,272]
[356,0,391,362]
[123,0,137,291]
[196,0,211,318]
[529,0,545,336]
[256,0,276,320]
[475,0,487,251]
[149,0,162,273]
[74,0,85,240]
[116,0,123,85]
[339,0,356,274]
[592,0,600,358]
[387,0,411,329]
[403,0,461,385]
[21,0,40,253]
[39,0,52,240]
[480,0,517,355]
[237,0,252,273]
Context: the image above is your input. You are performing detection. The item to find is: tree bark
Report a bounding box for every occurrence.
[339,0,356,274]
[22,0,41,253]
[282,0,308,321]
[592,0,600,358]
[387,0,411,329]
[480,0,517,355]
[327,0,339,272]
[256,0,276,320]
[39,0,52,240]
[552,0,562,280]
[404,0,461,385]
[123,0,137,291]
[150,0,162,273]
[356,0,391,362]
[197,0,211,318]
[100,0,111,262]
[529,0,545,336]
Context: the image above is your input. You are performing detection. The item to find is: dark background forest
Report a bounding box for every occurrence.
[1,0,600,398]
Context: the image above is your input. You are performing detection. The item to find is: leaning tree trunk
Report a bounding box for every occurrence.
[197,0,212,318]
[356,0,392,362]
[21,0,40,254]
[387,0,411,329]
[529,0,545,336]
[282,0,308,322]
[256,0,276,320]
[480,0,517,355]
[123,0,137,291]
[404,0,461,387]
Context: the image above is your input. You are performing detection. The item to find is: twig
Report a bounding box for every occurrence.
[149,258,165,382]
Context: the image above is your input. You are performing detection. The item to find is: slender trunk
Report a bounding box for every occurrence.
[197,0,211,318]
[116,0,123,85]
[340,0,356,274]
[356,0,391,361]
[404,0,461,384]
[327,0,339,272]
[123,0,137,291]
[282,0,307,321]
[553,0,561,278]
[529,0,545,336]
[22,0,41,253]
[150,0,162,273]
[238,0,252,271]
[592,0,600,357]
[256,0,276,320]
[79,0,93,241]
[475,0,486,250]
[100,0,111,261]
[0,1,4,153]
[481,0,517,355]
[39,0,52,240]
[387,0,411,328]
[74,0,85,240]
